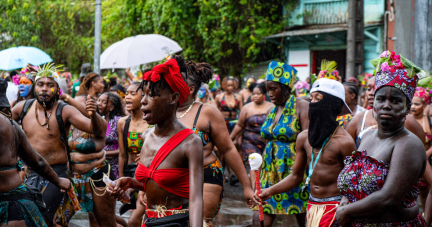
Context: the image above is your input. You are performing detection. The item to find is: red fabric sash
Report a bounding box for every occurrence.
[135,129,194,199]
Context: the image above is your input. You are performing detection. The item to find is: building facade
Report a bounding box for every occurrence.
[266,0,385,81]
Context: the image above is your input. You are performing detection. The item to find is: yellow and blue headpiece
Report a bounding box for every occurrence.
[265,61,297,89]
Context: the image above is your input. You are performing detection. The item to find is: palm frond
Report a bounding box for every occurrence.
[320,59,337,72]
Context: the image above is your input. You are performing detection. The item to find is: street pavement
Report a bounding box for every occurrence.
[69,181,302,227]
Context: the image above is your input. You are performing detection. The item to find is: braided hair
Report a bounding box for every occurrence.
[343,81,358,105]
[103,92,126,121]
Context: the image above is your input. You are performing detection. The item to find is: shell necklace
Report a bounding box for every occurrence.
[178,101,194,119]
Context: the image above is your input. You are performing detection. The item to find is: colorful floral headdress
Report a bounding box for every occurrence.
[358,73,373,87]
[372,50,425,101]
[294,80,310,97]
[265,61,297,89]
[35,63,62,86]
[311,60,341,85]
[19,67,37,82]
[414,87,430,104]
[317,60,341,82]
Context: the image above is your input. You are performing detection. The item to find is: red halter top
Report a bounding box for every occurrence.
[135,129,193,199]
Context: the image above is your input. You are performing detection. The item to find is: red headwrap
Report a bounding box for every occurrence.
[143,58,190,106]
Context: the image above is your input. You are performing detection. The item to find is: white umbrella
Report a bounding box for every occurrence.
[0,46,52,70]
[100,34,182,69]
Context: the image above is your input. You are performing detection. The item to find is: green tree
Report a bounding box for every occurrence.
[0,0,97,74]
[109,0,296,76]
[1,0,298,78]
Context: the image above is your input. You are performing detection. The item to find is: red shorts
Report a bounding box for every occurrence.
[307,200,340,227]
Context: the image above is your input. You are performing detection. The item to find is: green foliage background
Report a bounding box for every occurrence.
[1,0,297,77]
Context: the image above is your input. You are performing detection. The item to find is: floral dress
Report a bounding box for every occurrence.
[259,95,309,214]
[337,150,426,226]
[104,116,121,178]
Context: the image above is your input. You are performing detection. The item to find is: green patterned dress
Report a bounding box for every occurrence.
[259,95,309,214]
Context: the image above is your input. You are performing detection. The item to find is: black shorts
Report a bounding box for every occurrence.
[7,201,24,221]
[123,163,138,178]
[203,159,224,187]
[91,162,116,188]
[24,164,68,221]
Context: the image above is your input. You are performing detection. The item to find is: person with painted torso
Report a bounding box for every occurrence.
[347,76,425,148]
[336,51,428,226]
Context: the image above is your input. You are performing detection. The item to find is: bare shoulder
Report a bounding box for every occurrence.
[242,102,253,110]
[296,96,310,103]
[405,114,422,130]
[336,127,356,147]
[201,103,224,118]
[141,127,154,141]
[74,95,86,103]
[296,96,310,107]
[118,116,127,127]
[398,129,424,152]
[11,99,26,118]
[266,104,275,115]
[351,111,365,126]
[297,130,308,144]
[215,93,223,100]
[264,101,274,109]
[184,132,202,146]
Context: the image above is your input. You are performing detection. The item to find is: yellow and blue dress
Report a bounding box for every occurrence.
[260,95,309,214]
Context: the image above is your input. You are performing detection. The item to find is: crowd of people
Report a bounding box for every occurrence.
[1,50,432,227]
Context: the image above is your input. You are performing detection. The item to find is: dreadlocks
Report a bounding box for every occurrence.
[185,60,214,97]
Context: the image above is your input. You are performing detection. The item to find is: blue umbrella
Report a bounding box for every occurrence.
[0,46,52,70]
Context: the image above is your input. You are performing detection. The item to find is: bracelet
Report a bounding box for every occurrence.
[64,94,69,103]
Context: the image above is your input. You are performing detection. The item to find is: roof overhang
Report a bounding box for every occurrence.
[265,22,382,39]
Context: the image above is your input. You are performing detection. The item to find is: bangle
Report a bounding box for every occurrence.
[64,94,69,103]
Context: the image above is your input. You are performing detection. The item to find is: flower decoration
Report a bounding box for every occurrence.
[414,87,430,104]
[35,63,63,86]
[371,50,425,101]
[12,75,20,85]
[316,59,341,82]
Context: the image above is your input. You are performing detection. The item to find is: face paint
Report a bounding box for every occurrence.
[197,86,206,99]
[19,77,33,97]
[19,84,31,97]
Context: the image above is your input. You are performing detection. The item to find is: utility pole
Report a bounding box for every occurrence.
[94,0,102,74]
[346,0,364,80]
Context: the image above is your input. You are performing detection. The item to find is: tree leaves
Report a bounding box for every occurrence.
[1,0,294,78]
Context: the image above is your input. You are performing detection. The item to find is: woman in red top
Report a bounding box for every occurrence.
[108,58,204,227]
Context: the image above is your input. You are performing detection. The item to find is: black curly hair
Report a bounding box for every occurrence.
[256,82,267,95]
[102,92,126,120]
